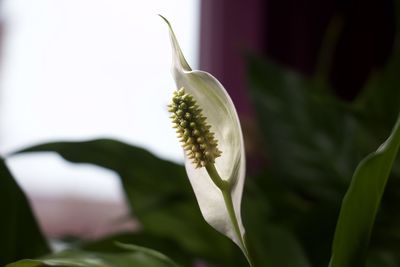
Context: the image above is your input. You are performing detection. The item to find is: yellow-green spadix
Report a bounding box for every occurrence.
[161,15,247,254]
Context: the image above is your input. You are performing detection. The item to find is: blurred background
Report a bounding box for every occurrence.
[1,0,400,266]
[0,0,199,238]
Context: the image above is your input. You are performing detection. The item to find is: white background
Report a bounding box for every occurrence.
[0,0,200,201]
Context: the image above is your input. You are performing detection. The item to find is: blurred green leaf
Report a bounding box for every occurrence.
[355,0,400,136]
[7,245,181,267]
[242,183,312,267]
[80,232,194,266]
[357,44,400,134]
[0,157,50,266]
[116,242,180,267]
[246,53,400,266]
[244,2,400,265]
[12,139,246,266]
[366,251,399,267]
[247,56,363,202]
[329,114,400,267]
[247,53,400,265]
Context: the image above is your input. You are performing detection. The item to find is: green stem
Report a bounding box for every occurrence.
[205,163,229,191]
[205,163,256,267]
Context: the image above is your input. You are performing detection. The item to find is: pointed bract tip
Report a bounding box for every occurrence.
[158,14,171,27]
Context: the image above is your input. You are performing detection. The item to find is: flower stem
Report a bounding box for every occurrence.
[205,163,256,267]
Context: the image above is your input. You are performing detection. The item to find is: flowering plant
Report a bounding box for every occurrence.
[160,15,253,265]
[2,11,400,267]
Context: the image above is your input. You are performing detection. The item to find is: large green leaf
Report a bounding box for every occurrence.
[329,114,400,267]
[7,244,180,267]
[12,139,246,266]
[0,157,50,266]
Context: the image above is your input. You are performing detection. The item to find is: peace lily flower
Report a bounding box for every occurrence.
[160,16,254,266]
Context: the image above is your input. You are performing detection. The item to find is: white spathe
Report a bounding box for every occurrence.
[161,16,247,250]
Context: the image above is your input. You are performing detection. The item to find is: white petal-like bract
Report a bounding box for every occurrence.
[161,16,247,251]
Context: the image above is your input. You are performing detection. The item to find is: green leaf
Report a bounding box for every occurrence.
[11,139,246,266]
[247,56,361,201]
[116,242,180,267]
[258,224,311,267]
[246,55,400,265]
[355,0,400,134]
[80,232,193,266]
[7,246,181,267]
[246,57,353,266]
[241,182,312,267]
[329,114,400,267]
[0,157,50,266]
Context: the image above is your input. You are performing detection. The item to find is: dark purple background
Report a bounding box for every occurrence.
[200,0,395,111]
